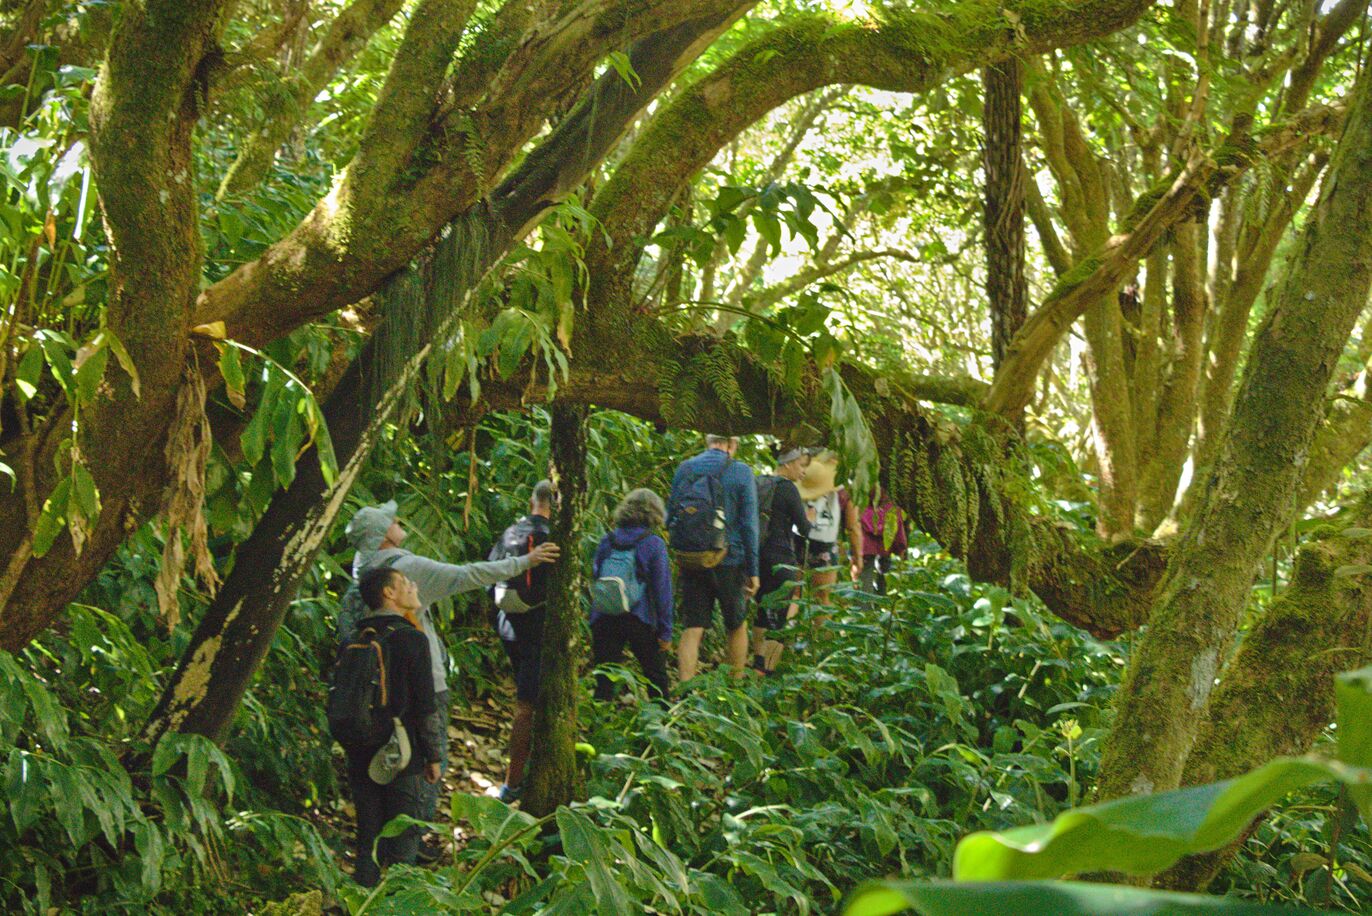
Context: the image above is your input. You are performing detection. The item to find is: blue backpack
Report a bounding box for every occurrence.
[591,534,649,616]
[668,458,730,569]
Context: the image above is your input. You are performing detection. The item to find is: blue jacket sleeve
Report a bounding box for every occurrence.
[735,464,760,577]
[666,462,686,529]
[646,536,673,642]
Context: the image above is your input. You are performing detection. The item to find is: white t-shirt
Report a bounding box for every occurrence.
[797,491,841,545]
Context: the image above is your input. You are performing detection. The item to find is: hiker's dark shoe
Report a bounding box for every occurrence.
[415,835,445,864]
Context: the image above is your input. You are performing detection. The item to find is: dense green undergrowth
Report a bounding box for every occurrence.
[2,409,1370,912]
[6,539,1367,912]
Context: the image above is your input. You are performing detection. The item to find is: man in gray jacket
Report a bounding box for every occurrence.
[343,500,560,828]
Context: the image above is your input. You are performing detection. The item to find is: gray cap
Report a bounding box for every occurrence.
[346,500,398,552]
[368,717,411,785]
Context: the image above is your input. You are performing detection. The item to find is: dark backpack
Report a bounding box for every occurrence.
[669,458,730,569]
[488,518,543,614]
[335,554,402,647]
[327,618,399,749]
[756,475,781,538]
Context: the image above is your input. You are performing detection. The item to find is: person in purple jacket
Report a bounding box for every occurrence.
[590,488,673,702]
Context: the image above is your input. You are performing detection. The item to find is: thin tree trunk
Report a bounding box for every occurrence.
[1082,292,1138,539]
[983,58,1028,380]
[522,403,588,817]
[1136,219,1206,532]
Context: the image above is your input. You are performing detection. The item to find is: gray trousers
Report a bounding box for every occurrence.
[421,689,450,820]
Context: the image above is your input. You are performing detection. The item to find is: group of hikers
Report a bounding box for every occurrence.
[327,434,907,886]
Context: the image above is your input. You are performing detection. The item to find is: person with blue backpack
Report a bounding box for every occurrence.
[589,488,674,702]
[667,434,760,682]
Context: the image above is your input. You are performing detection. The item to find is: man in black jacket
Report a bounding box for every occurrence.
[487,479,556,802]
[752,446,812,674]
[345,566,444,887]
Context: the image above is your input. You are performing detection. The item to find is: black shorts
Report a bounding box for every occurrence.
[795,538,838,569]
[756,558,800,631]
[506,608,545,703]
[679,565,748,632]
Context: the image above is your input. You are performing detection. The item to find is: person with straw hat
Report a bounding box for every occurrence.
[794,449,844,603]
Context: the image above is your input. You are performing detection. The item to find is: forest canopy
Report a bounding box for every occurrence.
[2,0,1372,911]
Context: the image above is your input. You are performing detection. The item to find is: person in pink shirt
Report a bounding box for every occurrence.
[841,487,908,598]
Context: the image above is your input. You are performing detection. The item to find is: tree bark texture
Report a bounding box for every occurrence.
[523,403,589,817]
[1095,61,1372,802]
[982,58,1028,375]
[1136,219,1207,532]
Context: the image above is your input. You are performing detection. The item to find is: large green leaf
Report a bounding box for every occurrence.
[556,807,635,916]
[953,757,1369,880]
[843,880,1327,915]
[1336,665,1372,816]
[954,665,1372,880]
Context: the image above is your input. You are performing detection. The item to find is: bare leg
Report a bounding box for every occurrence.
[726,624,749,678]
[750,625,768,665]
[678,626,705,681]
[505,700,534,787]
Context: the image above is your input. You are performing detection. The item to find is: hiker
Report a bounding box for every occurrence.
[795,449,843,603]
[589,488,673,702]
[485,480,557,803]
[667,434,760,681]
[335,567,444,888]
[751,445,812,675]
[343,500,560,828]
[842,486,908,598]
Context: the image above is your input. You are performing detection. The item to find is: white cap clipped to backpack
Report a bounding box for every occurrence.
[368,717,412,785]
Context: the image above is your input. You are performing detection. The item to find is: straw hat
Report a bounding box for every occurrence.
[797,451,839,501]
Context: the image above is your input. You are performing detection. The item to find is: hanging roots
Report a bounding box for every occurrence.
[155,367,220,630]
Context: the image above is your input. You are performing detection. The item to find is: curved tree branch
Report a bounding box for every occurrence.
[983,101,1346,417]
[216,0,411,199]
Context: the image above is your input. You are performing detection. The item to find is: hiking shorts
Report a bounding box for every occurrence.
[679,564,748,632]
[507,608,545,703]
[796,538,839,570]
[755,558,800,631]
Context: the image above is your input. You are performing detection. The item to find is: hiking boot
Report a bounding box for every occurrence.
[415,834,445,864]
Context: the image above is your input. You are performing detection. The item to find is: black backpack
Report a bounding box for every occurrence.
[669,458,731,569]
[488,518,543,613]
[327,618,399,749]
[756,475,781,538]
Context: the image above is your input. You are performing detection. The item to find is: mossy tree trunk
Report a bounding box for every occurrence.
[523,403,589,818]
[982,56,1028,422]
[1158,503,1372,889]
[1095,58,1372,802]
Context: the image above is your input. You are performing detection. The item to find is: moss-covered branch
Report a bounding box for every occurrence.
[0,1,229,647]
[983,101,1346,417]
[585,0,1159,317]
[193,0,750,346]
